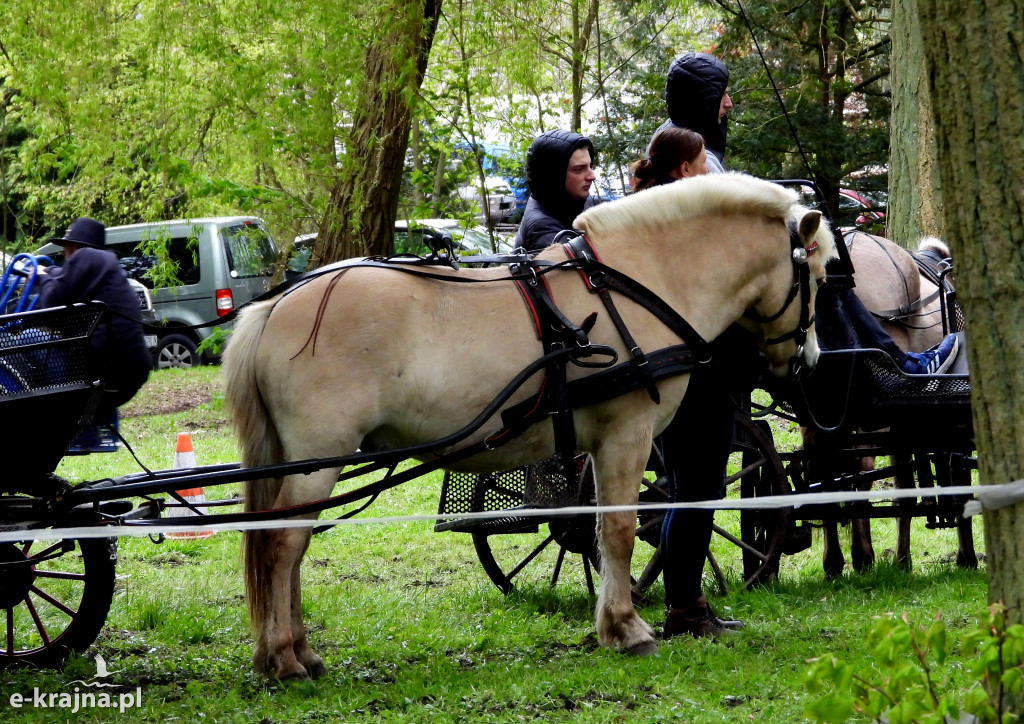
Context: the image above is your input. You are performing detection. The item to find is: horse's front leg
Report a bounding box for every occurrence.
[593,439,657,656]
[849,455,877,573]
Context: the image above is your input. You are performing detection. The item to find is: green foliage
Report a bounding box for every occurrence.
[196,326,229,358]
[135,225,198,290]
[711,0,891,217]
[804,606,1024,723]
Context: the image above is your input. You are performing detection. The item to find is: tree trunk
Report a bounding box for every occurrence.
[569,0,599,131]
[918,0,1024,711]
[888,0,943,246]
[316,1,441,264]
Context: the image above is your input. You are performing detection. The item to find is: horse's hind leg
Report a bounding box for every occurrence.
[893,453,915,571]
[593,439,656,656]
[253,469,339,680]
[290,532,327,678]
[256,525,317,679]
[822,522,846,579]
[950,454,978,569]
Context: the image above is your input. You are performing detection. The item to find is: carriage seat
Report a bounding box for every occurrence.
[788,342,972,439]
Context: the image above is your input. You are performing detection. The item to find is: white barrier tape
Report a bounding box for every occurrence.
[2,480,1022,544]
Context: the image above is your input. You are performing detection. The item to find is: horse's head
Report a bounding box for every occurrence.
[746,206,835,378]
[573,172,837,379]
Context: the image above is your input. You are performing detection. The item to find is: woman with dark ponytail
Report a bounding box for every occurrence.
[629,127,708,191]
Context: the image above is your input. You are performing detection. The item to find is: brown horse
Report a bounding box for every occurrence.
[815,233,976,576]
[222,172,835,679]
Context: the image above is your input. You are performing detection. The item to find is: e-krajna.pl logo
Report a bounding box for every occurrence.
[7,655,141,714]
[9,686,142,714]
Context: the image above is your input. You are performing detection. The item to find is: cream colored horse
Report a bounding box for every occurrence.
[815,233,974,576]
[222,172,836,679]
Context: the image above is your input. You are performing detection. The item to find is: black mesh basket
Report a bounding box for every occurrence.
[1,303,106,483]
[435,455,586,533]
[788,347,971,437]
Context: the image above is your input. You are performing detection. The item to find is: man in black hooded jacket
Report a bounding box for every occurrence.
[653,52,732,173]
[515,129,598,252]
[650,52,750,640]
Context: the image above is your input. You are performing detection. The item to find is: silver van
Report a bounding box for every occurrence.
[37,216,279,368]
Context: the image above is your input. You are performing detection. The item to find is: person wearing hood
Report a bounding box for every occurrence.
[652,52,958,642]
[638,52,749,640]
[654,52,732,173]
[515,129,598,252]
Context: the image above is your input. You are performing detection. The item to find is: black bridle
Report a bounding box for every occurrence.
[744,223,819,375]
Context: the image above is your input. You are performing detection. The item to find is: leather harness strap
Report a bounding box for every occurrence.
[563,235,662,404]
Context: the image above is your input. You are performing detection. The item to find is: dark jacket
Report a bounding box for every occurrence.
[38,247,150,403]
[663,52,730,164]
[516,130,597,252]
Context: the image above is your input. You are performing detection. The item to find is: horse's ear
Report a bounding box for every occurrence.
[798,210,822,241]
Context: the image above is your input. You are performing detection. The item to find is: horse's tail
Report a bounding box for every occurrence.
[918,236,951,259]
[222,298,283,637]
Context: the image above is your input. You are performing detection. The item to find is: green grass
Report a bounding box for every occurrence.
[1,366,990,723]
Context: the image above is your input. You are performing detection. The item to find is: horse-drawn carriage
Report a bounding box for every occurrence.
[0,173,978,678]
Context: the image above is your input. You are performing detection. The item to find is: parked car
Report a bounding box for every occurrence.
[128,278,161,353]
[283,220,515,279]
[798,186,886,233]
[36,216,279,369]
[394,219,514,257]
[456,177,518,226]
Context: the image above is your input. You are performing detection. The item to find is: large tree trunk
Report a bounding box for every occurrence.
[918,0,1024,711]
[888,0,943,245]
[316,1,441,264]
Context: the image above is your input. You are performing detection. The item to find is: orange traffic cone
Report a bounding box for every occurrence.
[167,432,213,539]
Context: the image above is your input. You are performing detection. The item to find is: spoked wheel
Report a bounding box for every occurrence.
[708,413,789,590]
[472,455,601,595]
[471,452,667,597]
[0,536,117,669]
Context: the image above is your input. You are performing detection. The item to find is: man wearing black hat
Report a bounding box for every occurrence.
[515,129,599,252]
[37,217,150,408]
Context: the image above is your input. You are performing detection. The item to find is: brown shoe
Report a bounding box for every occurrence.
[663,594,744,639]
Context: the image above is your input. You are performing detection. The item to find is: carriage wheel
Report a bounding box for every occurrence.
[0,536,117,669]
[471,452,668,598]
[713,413,788,589]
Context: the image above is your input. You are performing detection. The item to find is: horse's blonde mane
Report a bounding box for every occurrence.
[575,172,800,238]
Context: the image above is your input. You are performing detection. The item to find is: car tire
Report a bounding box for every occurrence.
[153,333,199,369]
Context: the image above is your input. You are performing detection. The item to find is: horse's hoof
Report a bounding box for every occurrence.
[306,660,328,680]
[956,554,978,570]
[276,664,311,681]
[625,638,659,657]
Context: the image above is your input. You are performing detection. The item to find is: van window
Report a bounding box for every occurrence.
[222,223,276,277]
[118,236,200,289]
